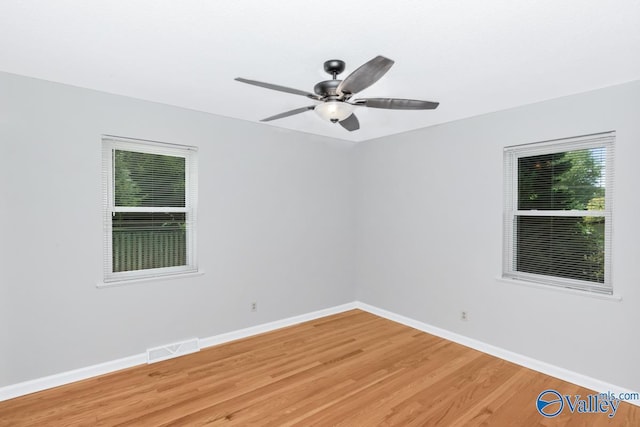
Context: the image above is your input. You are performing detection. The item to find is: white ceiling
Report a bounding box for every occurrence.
[1,1,639,142]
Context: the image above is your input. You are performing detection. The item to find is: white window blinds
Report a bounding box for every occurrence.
[503,132,614,294]
[102,136,198,283]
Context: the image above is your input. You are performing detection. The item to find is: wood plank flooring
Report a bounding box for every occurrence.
[1,310,638,426]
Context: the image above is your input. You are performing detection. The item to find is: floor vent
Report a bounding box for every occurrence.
[147,338,200,364]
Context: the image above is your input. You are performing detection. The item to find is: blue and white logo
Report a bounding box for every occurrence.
[535,389,626,418]
[537,389,564,417]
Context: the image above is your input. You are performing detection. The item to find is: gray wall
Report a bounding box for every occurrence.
[2,70,639,394]
[354,80,640,392]
[0,72,356,386]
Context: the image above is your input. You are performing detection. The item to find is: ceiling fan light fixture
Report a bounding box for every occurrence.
[314,101,354,123]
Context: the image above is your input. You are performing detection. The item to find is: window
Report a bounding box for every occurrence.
[503,132,614,294]
[102,136,198,283]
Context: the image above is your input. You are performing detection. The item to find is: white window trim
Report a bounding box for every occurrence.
[495,276,621,301]
[502,132,614,295]
[101,135,198,285]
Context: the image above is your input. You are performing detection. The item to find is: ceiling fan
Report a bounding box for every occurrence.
[235,56,439,132]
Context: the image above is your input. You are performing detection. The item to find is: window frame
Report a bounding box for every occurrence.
[102,136,198,284]
[502,132,614,295]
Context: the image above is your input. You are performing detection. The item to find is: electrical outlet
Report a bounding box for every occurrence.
[251,302,257,312]
[461,311,468,321]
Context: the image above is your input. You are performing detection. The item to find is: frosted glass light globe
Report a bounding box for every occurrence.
[314,101,355,122]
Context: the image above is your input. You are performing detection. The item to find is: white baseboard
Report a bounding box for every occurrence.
[354,301,640,407]
[2,300,637,409]
[0,353,147,403]
[199,302,357,348]
[0,302,357,402]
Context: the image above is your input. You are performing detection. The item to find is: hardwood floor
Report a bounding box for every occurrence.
[1,310,637,426]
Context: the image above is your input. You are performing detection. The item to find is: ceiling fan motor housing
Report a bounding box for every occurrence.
[314,79,342,97]
[315,60,348,97]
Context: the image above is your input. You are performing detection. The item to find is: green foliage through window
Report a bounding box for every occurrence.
[114,150,186,208]
[516,148,606,283]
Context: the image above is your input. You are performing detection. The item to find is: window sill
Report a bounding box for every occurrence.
[496,276,622,301]
[97,271,205,289]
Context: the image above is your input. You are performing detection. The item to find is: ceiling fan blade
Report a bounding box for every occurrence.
[260,106,315,122]
[355,98,439,110]
[235,78,321,100]
[339,113,360,131]
[337,56,394,95]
